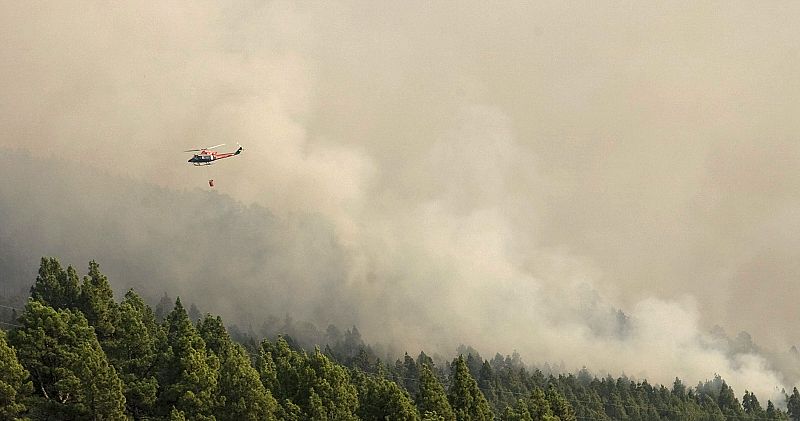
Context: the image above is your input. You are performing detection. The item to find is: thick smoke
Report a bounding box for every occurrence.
[3,1,800,402]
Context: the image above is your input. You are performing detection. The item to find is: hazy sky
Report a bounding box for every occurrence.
[3,1,800,401]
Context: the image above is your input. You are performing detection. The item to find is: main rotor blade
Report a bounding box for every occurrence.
[184,149,202,152]
[206,144,225,150]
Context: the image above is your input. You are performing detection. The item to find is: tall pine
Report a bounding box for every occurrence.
[79,260,117,342]
[105,289,163,418]
[503,387,557,421]
[788,387,800,421]
[259,337,358,420]
[198,314,279,420]
[8,300,125,419]
[29,257,81,310]
[157,297,219,420]
[354,370,420,420]
[0,329,33,419]
[448,356,494,421]
[417,362,456,421]
[546,386,576,421]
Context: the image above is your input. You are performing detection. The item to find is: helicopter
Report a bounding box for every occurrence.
[184,143,244,187]
[184,143,243,166]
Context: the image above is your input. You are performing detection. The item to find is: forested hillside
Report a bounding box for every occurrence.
[1,257,798,420]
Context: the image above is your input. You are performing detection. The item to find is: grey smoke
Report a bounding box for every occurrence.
[3,1,800,403]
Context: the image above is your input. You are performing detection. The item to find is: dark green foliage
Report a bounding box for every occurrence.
[157,297,219,420]
[354,370,420,420]
[743,390,764,417]
[8,300,126,419]
[477,360,498,410]
[259,337,359,420]
[218,343,279,420]
[29,257,81,310]
[398,353,420,395]
[717,380,743,417]
[198,314,279,420]
[197,314,230,357]
[768,400,778,418]
[503,388,559,421]
[546,386,576,421]
[0,330,33,419]
[417,363,456,421]
[448,356,493,421]
[789,387,800,421]
[502,388,556,421]
[78,260,117,342]
[105,289,163,418]
[4,257,794,421]
[672,377,686,399]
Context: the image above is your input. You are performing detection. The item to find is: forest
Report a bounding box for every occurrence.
[2,257,799,420]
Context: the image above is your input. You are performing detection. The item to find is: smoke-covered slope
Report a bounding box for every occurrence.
[0,150,351,325]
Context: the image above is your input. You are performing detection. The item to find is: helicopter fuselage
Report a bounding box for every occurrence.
[187,146,242,165]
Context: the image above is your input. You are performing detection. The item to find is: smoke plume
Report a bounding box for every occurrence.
[3,1,800,402]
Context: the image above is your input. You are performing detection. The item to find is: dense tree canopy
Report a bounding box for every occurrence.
[0,257,795,420]
[158,297,220,420]
[448,355,494,421]
[8,300,125,419]
[417,362,456,421]
[0,329,32,419]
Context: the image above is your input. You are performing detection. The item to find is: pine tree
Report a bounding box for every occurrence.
[504,388,565,421]
[198,314,278,420]
[743,390,764,416]
[788,387,800,421]
[0,329,33,419]
[502,403,532,421]
[417,351,434,368]
[417,363,456,421]
[448,356,494,421]
[478,360,499,410]
[354,370,420,420]
[219,343,279,420]
[29,257,81,310]
[255,346,279,393]
[260,337,358,420]
[508,388,557,421]
[767,400,778,418]
[105,289,162,418]
[307,346,359,420]
[672,377,686,399]
[157,297,219,420]
[717,380,742,417]
[766,400,788,420]
[79,260,117,343]
[546,385,577,421]
[197,314,229,356]
[403,353,420,395]
[8,300,126,419]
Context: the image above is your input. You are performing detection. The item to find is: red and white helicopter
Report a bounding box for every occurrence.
[184,143,243,166]
[184,143,244,187]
